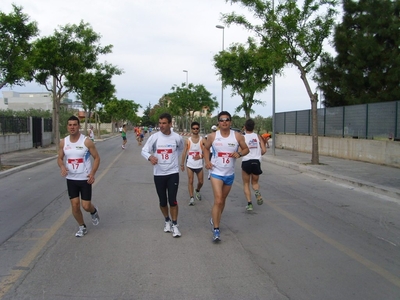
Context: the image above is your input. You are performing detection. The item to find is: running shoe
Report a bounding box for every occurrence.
[195,191,202,201]
[246,203,253,211]
[91,207,100,225]
[189,197,195,206]
[172,224,181,238]
[164,220,172,233]
[212,229,221,242]
[255,190,263,205]
[75,225,87,237]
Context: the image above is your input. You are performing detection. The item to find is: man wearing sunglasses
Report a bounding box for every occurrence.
[203,111,249,242]
[180,122,204,206]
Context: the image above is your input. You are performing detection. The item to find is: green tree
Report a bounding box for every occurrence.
[224,0,338,164]
[141,102,154,127]
[168,82,219,130]
[214,37,284,119]
[74,62,123,135]
[104,98,141,125]
[0,4,38,89]
[314,0,400,107]
[30,21,113,150]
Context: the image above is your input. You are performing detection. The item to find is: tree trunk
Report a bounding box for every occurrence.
[311,93,319,164]
[298,67,319,164]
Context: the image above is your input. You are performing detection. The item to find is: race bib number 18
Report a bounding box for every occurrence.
[157,148,173,164]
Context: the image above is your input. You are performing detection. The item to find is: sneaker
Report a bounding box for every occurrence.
[255,190,263,205]
[195,191,202,201]
[75,225,87,237]
[189,197,195,206]
[91,207,100,225]
[172,224,181,238]
[164,220,172,233]
[212,229,221,242]
[246,203,253,211]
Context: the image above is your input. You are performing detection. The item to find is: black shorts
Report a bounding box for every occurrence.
[241,159,263,175]
[122,136,127,141]
[67,179,92,200]
[188,167,203,174]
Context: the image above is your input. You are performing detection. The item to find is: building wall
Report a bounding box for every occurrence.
[275,134,400,168]
[1,91,53,111]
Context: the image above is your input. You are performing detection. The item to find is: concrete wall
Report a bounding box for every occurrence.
[0,117,52,154]
[275,134,400,168]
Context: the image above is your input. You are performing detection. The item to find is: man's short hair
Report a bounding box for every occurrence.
[68,115,80,125]
[159,112,172,123]
[191,121,200,128]
[218,111,232,120]
[245,119,255,131]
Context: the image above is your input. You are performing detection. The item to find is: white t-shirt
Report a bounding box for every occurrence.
[186,136,204,169]
[141,131,184,176]
[211,130,239,176]
[63,134,92,180]
[242,132,262,161]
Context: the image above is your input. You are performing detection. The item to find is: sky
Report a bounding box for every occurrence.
[2,0,330,117]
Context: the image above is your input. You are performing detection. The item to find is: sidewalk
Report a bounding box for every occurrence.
[0,134,117,179]
[1,136,399,200]
[263,148,400,200]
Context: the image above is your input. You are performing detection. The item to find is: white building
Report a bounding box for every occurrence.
[0,91,81,111]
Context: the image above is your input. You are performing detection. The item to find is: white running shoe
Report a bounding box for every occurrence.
[164,221,172,233]
[75,225,87,237]
[189,197,195,206]
[91,207,100,225]
[172,224,181,238]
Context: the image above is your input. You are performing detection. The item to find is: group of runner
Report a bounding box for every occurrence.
[58,112,269,242]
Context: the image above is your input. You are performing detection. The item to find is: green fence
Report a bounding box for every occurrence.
[275,101,400,140]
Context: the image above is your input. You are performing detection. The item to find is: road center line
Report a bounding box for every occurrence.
[0,149,124,299]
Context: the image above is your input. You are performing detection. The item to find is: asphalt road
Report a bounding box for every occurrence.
[0,132,399,300]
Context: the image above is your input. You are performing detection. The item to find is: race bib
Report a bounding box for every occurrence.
[67,158,85,173]
[189,151,200,159]
[156,148,173,164]
[217,152,234,167]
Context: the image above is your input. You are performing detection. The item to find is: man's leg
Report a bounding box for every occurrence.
[71,197,84,225]
[210,177,232,228]
[186,168,195,198]
[242,170,252,203]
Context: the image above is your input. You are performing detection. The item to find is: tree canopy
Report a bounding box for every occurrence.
[223,0,338,164]
[0,4,38,89]
[214,37,284,119]
[30,20,115,148]
[314,0,400,107]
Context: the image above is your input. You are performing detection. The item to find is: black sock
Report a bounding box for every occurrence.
[172,220,177,225]
[81,224,86,228]
[165,217,171,222]
[195,189,199,192]
[214,227,219,230]
[248,202,253,205]
[91,208,97,215]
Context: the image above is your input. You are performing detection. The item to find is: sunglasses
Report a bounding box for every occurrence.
[192,127,199,130]
[218,118,231,122]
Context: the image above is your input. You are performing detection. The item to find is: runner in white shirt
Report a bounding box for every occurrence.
[203,111,249,242]
[141,113,184,238]
[180,122,204,206]
[241,119,267,211]
[57,116,100,237]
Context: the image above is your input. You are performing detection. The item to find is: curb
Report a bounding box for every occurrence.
[262,155,400,201]
[0,156,57,179]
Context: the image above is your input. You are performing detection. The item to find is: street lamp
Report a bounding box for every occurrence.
[183,70,188,87]
[216,25,225,111]
[183,70,189,132]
